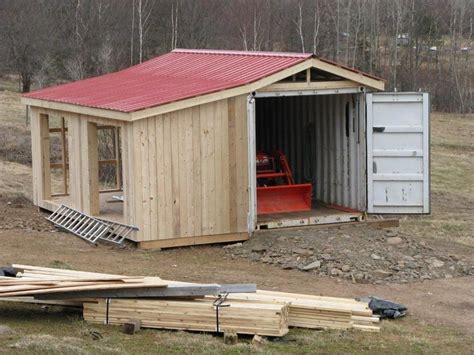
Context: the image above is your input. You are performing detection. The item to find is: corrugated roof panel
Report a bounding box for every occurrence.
[24,49,312,113]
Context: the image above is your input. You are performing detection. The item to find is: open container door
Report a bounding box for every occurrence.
[366,92,430,214]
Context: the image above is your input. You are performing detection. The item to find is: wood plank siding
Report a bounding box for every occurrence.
[127,95,249,243]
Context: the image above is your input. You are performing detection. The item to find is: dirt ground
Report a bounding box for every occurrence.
[0,202,473,334]
[0,90,473,353]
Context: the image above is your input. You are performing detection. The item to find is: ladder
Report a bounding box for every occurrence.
[47,205,137,245]
[96,218,138,245]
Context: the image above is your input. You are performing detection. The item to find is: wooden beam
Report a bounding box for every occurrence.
[81,121,100,215]
[22,98,131,121]
[312,58,385,91]
[138,232,249,249]
[31,111,51,205]
[258,80,362,92]
[60,117,68,194]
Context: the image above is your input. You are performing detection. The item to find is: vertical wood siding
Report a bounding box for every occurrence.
[129,95,249,242]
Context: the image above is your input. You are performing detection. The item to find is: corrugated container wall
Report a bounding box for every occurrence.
[255,94,366,211]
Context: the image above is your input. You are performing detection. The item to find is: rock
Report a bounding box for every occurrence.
[371,253,381,260]
[385,229,398,237]
[321,253,332,260]
[341,264,351,272]
[330,268,342,276]
[292,248,314,256]
[281,263,296,270]
[300,260,321,271]
[0,325,13,335]
[223,243,243,249]
[430,259,445,268]
[251,245,267,252]
[387,237,403,245]
[261,256,272,263]
[373,269,392,277]
[252,334,267,347]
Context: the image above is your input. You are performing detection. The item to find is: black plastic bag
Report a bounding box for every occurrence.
[0,266,17,277]
[368,297,407,319]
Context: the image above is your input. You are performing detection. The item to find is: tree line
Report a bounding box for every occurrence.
[0,0,472,113]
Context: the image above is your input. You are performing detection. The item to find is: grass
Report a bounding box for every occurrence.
[0,83,473,353]
[0,302,472,354]
[399,112,474,247]
[0,260,471,355]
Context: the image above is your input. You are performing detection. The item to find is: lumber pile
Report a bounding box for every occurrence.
[0,264,381,336]
[205,290,379,332]
[83,298,289,337]
[0,264,167,298]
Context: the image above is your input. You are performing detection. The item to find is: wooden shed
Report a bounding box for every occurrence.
[23,49,430,249]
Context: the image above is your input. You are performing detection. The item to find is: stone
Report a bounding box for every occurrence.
[292,248,314,256]
[371,253,381,260]
[373,269,392,277]
[223,243,243,249]
[330,268,342,276]
[281,263,296,270]
[0,325,13,335]
[385,229,399,237]
[300,260,321,271]
[354,273,364,280]
[321,253,332,260]
[251,245,267,252]
[430,259,445,268]
[252,334,267,347]
[224,330,238,345]
[387,237,403,245]
[341,264,351,272]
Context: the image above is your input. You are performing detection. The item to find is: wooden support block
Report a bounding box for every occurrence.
[122,320,141,335]
[223,330,238,345]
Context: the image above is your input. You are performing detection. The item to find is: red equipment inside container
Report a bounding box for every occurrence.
[256,150,312,215]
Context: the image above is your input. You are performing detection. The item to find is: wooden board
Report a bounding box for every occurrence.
[84,298,289,337]
[138,232,248,250]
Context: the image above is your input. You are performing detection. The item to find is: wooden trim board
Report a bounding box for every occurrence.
[138,232,249,250]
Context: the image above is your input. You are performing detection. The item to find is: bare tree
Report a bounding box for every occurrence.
[171,0,179,50]
[136,0,153,63]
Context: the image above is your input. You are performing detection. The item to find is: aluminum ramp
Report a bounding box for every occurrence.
[47,205,137,245]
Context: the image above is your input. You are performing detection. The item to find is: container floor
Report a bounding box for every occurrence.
[256,206,364,230]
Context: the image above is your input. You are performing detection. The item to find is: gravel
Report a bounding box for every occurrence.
[224,224,474,284]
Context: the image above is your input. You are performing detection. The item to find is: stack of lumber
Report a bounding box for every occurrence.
[0,264,167,298]
[83,298,289,337]
[0,264,381,335]
[204,290,380,332]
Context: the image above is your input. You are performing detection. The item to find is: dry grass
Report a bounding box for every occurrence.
[0,302,471,354]
[400,112,474,247]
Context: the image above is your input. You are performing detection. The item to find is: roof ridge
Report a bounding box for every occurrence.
[172,48,312,59]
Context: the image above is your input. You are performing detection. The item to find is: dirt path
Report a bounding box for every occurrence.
[1,204,472,335]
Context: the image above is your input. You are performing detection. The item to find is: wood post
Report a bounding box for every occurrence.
[81,121,100,216]
[31,110,51,205]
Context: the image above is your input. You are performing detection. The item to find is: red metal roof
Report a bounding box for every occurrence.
[24,49,312,113]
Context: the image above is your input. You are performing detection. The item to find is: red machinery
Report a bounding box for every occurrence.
[256,150,312,215]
